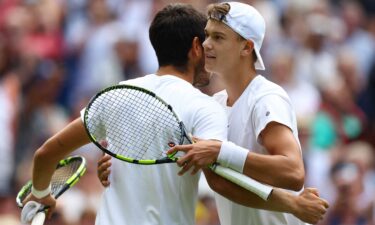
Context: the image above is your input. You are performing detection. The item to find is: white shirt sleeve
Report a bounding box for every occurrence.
[252,94,294,144]
[191,98,228,142]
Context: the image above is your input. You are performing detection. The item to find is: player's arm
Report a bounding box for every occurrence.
[242,122,304,191]
[168,130,303,191]
[168,95,304,191]
[203,168,328,224]
[32,118,90,190]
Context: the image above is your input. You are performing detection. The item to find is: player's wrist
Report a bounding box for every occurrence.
[288,194,301,215]
[31,184,51,199]
[269,188,295,214]
[217,141,248,173]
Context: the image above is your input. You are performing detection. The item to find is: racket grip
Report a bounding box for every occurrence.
[31,212,46,225]
[211,164,273,201]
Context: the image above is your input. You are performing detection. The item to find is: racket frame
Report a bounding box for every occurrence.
[83,84,188,165]
[16,155,87,208]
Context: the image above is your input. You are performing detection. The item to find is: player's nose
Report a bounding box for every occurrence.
[202,38,213,51]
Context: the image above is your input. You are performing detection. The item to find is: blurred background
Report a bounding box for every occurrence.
[0,0,374,224]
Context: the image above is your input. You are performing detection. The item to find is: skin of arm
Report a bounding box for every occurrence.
[22,118,90,218]
[167,122,305,191]
[32,118,90,190]
[243,122,305,191]
[203,168,329,224]
[96,154,329,224]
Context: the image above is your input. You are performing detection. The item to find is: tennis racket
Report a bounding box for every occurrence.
[17,155,87,225]
[83,84,273,200]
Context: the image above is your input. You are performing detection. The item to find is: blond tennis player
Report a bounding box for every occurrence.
[167,2,321,225]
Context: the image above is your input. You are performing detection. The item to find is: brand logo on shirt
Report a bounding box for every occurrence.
[266,111,270,116]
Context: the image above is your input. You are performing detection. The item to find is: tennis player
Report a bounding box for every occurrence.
[167,2,320,225]
[23,3,327,225]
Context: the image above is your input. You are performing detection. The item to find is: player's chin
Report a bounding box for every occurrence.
[193,74,210,87]
[204,63,216,74]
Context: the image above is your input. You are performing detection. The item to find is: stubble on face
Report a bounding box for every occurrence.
[193,54,211,87]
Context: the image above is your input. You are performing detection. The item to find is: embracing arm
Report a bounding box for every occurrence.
[167,123,304,191]
[242,122,305,191]
[32,118,90,190]
[203,168,328,224]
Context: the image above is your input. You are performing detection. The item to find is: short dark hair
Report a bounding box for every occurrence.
[149,4,206,72]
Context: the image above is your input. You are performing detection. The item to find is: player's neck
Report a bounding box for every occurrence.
[156,66,193,84]
[222,67,257,107]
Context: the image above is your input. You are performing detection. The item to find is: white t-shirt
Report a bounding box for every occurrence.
[92,74,228,225]
[213,75,307,225]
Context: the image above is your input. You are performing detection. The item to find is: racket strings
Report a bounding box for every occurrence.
[86,87,183,160]
[51,159,82,195]
[18,159,83,202]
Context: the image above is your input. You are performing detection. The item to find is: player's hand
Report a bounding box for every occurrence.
[167,137,221,175]
[97,154,112,187]
[22,193,56,219]
[291,188,329,224]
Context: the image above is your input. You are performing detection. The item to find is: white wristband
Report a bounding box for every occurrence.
[31,184,51,199]
[218,141,249,173]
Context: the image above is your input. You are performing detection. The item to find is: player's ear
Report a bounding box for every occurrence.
[191,37,203,58]
[240,40,254,57]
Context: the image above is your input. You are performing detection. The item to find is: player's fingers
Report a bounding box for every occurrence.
[46,202,56,219]
[99,140,108,148]
[98,161,112,171]
[102,180,110,187]
[176,154,193,167]
[190,166,201,175]
[178,161,193,176]
[307,187,320,196]
[98,155,111,166]
[167,144,193,155]
[321,198,329,208]
[191,136,203,143]
[99,169,111,180]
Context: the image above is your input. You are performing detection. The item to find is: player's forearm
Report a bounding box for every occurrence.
[203,169,296,213]
[32,118,90,189]
[243,152,304,191]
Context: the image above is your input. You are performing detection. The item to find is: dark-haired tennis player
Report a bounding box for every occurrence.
[24,3,327,225]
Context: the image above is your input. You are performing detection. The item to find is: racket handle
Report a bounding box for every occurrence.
[31,212,46,225]
[211,164,273,201]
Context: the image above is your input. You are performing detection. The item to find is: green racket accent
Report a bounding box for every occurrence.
[16,155,87,208]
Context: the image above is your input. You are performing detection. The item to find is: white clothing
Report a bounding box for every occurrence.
[91,74,228,225]
[213,75,306,225]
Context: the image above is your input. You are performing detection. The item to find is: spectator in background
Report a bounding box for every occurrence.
[66,0,124,110]
[336,48,365,98]
[322,161,368,225]
[0,34,20,225]
[269,46,321,131]
[310,80,366,151]
[321,141,375,225]
[339,0,375,80]
[294,13,339,89]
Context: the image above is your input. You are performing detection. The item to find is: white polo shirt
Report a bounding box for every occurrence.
[213,75,307,225]
[93,74,228,225]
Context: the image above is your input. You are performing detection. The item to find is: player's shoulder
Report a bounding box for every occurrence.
[248,75,291,104]
[118,74,153,86]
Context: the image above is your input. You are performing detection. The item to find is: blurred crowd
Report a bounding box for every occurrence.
[0,0,374,225]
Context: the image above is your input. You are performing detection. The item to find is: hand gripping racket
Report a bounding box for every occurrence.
[16,155,87,225]
[83,84,273,200]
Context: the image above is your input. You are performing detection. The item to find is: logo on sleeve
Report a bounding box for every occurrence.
[266,111,270,116]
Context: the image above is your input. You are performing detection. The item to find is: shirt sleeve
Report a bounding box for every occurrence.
[191,98,228,142]
[252,94,295,144]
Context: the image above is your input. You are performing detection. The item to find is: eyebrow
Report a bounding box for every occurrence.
[204,29,226,37]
